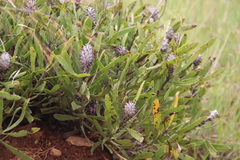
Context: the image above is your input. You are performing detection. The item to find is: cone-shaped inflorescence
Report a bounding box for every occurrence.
[25,0,36,15]
[123,102,137,121]
[80,44,95,73]
[0,52,11,74]
[161,27,174,53]
[59,0,68,4]
[148,8,159,22]
[174,34,182,44]
[198,110,219,127]
[86,7,96,25]
[193,54,202,70]
[113,46,127,57]
[166,54,176,77]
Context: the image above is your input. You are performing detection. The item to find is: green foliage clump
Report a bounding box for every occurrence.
[0,0,229,159]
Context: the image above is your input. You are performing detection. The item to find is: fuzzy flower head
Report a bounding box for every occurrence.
[113,46,127,57]
[59,0,68,4]
[79,44,95,73]
[148,8,159,22]
[0,52,12,73]
[198,110,219,127]
[123,102,137,120]
[174,34,182,44]
[166,54,176,62]
[161,27,174,53]
[166,26,174,40]
[207,110,219,121]
[86,7,96,25]
[25,0,36,14]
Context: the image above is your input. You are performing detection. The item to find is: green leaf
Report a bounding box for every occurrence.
[153,145,167,160]
[55,55,76,75]
[91,141,102,155]
[30,47,36,72]
[98,53,129,74]
[204,139,218,157]
[201,69,224,81]
[134,4,148,16]
[179,34,187,47]
[173,42,198,56]
[53,114,79,121]
[162,105,185,117]
[44,73,90,80]
[198,57,215,78]
[200,38,216,52]
[36,81,46,92]
[0,140,33,160]
[90,119,105,137]
[180,24,197,31]
[118,26,135,38]
[33,35,44,68]
[0,91,21,100]
[3,99,30,133]
[115,139,135,148]
[82,18,92,43]
[173,78,199,86]
[61,37,75,55]
[178,117,207,133]
[25,111,34,123]
[179,51,201,72]
[126,128,144,143]
[133,81,145,103]
[104,94,117,128]
[5,130,28,137]
[71,101,81,110]
[172,18,185,32]
[134,152,154,160]
[211,144,231,152]
[44,84,61,94]
[1,81,20,89]
[93,32,103,52]
[0,99,3,131]
[138,32,154,52]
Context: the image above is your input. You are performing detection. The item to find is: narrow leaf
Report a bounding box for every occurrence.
[0,140,33,160]
[126,128,144,143]
[54,114,79,121]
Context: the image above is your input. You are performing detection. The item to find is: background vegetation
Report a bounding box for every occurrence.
[150,0,240,159]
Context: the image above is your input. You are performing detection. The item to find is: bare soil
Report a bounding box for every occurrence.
[0,122,112,160]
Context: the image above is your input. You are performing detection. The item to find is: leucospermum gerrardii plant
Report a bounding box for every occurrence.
[0,0,228,159]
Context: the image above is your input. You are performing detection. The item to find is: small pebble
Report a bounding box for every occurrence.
[50,148,62,157]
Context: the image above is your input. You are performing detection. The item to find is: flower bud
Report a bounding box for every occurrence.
[161,27,174,53]
[25,0,36,15]
[193,54,202,70]
[148,8,159,22]
[113,46,127,57]
[166,54,176,76]
[0,52,11,73]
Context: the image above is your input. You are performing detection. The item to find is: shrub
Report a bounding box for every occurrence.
[0,0,229,159]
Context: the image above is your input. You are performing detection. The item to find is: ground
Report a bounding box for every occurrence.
[0,122,112,160]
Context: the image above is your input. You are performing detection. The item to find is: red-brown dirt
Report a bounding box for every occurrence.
[0,123,112,160]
